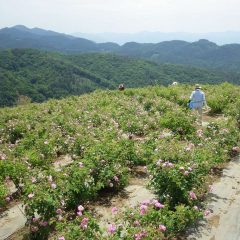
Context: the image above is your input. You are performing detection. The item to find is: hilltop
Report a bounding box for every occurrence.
[0,84,239,239]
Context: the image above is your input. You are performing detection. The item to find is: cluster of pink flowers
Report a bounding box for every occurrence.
[80,217,89,229]
[204,209,211,216]
[179,166,193,176]
[152,199,165,209]
[32,217,48,227]
[159,224,167,232]
[139,199,164,215]
[162,161,174,168]
[58,237,65,240]
[133,220,140,226]
[39,221,48,227]
[189,191,197,200]
[77,205,84,216]
[140,204,148,215]
[113,176,119,182]
[134,230,147,240]
[156,159,175,168]
[108,223,116,234]
[56,208,62,215]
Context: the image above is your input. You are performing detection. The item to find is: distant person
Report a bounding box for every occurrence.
[118,84,125,91]
[189,84,206,125]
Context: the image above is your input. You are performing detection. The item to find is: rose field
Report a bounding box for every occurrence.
[0,83,240,240]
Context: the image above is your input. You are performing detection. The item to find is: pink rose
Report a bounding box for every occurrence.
[111,207,118,214]
[155,201,164,209]
[56,208,62,214]
[159,224,167,232]
[77,205,84,211]
[108,224,116,234]
[204,209,211,216]
[189,191,197,200]
[80,217,89,229]
[113,176,119,182]
[140,205,148,215]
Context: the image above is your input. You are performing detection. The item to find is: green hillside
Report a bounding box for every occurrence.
[68,53,239,86]
[0,49,113,107]
[1,49,239,107]
[0,84,239,239]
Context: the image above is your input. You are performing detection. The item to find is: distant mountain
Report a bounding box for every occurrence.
[72,31,240,45]
[1,49,239,107]
[1,26,240,72]
[12,25,65,37]
[0,25,117,53]
[116,39,240,71]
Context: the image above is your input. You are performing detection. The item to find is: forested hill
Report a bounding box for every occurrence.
[67,53,240,86]
[2,26,240,71]
[0,49,113,107]
[0,48,239,107]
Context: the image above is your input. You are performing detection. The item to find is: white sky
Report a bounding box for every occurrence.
[0,0,240,33]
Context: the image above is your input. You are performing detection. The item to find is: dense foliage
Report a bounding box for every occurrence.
[68,53,240,86]
[0,84,239,239]
[1,49,239,107]
[0,49,113,107]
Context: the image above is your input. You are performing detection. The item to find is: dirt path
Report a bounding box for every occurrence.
[186,113,240,239]
[0,204,26,240]
[186,156,240,240]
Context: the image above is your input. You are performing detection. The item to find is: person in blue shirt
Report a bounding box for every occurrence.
[189,84,206,125]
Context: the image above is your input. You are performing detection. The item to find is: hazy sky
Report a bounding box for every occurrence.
[1,0,240,33]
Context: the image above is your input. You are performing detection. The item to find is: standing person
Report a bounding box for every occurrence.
[189,84,206,125]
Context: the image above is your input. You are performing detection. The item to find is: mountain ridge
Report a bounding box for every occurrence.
[72,30,240,45]
[2,25,240,71]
